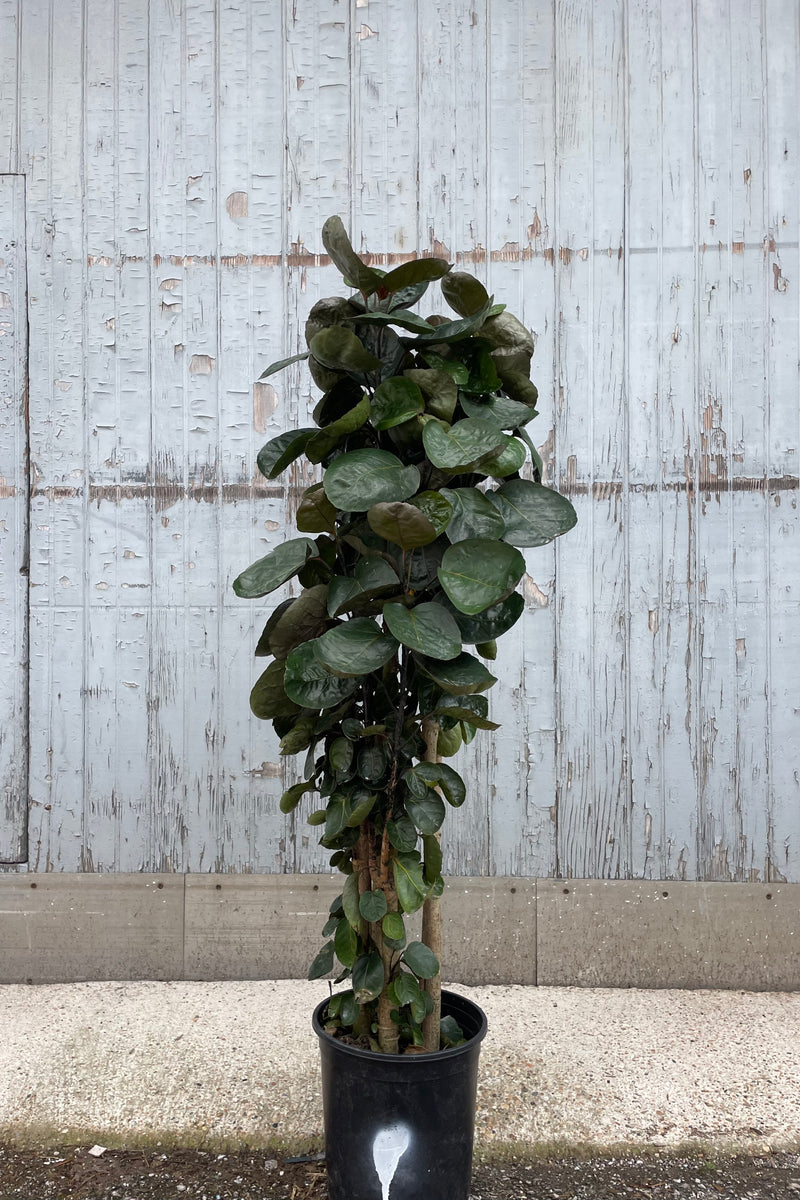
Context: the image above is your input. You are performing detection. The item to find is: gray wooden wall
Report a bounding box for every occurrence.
[1,0,798,883]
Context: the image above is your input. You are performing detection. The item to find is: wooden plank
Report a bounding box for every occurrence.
[537,878,800,989]
[0,1,19,173]
[0,174,28,863]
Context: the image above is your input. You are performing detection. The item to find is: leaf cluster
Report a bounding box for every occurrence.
[234,216,577,1051]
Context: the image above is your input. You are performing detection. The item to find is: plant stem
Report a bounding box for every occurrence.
[420,716,442,1053]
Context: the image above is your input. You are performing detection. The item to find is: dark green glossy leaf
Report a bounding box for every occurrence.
[411,295,495,343]
[284,640,359,708]
[432,693,500,730]
[386,817,417,852]
[358,741,391,784]
[249,659,302,720]
[314,618,398,677]
[257,428,316,480]
[359,889,388,923]
[382,911,405,943]
[370,377,425,430]
[352,952,385,1002]
[380,257,451,292]
[435,723,463,756]
[327,557,400,617]
[461,345,503,395]
[279,714,318,754]
[439,1015,465,1047]
[479,310,535,356]
[296,483,338,534]
[383,601,462,660]
[439,487,506,543]
[305,395,370,463]
[233,538,317,599]
[422,417,505,471]
[517,426,544,478]
[488,479,578,547]
[394,853,429,914]
[312,377,366,428]
[418,353,470,386]
[342,872,361,929]
[416,651,497,695]
[439,539,525,614]
[410,762,466,807]
[403,940,440,980]
[481,436,527,478]
[346,787,377,827]
[476,638,497,659]
[367,502,437,549]
[410,490,452,536]
[321,215,384,296]
[422,833,443,885]
[405,788,446,834]
[496,363,539,408]
[255,597,294,657]
[403,368,458,422]
[310,326,381,374]
[390,971,423,1009]
[440,270,490,317]
[259,350,309,380]
[351,308,436,335]
[268,585,329,660]
[323,449,420,512]
[449,591,525,643]
[307,941,334,980]
[279,780,314,814]
[460,391,537,430]
[334,918,358,968]
[329,737,354,774]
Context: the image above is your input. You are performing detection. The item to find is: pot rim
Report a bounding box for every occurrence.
[311,987,487,1064]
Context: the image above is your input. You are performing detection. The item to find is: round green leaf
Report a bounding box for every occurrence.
[488,479,578,547]
[351,308,436,335]
[439,488,506,543]
[296,483,338,534]
[391,971,423,1008]
[386,817,417,853]
[334,918,358,968]
[342,872,361,929]
[405,789,446,834]
[416,651,498,695]
[441,270,490,317]
[346,787,377,827]
[307,941,334,980]
[329,736,354,774]
[410,762,466,808]
[250,659,302,720]
[255,597,294,657]
[310,326,381,373]
[359,889,388,923]
[379,256,451,293]
[476,638,498,659]
[314,618,398,677]
[284,640,359,708]
[410,490,452,536]
[481,436,527,478]
[393,853,429,914]
[370,377,425,431]
[257,428,316,480]
[422,417,506,471]
[268,585,330,660]
[279,781,313,814]
[402,940,440,980]
[449,591,525,643]
[233,538,317,599]
[323,449,420,512]
[404,368,458,422]
[422,833,443,885]
[352,952,385,1002]
[438,539,526,614]
[478,311,535,357]
[383,601,462,660]
[382,911,405,942]
[460,393,538,429]
[321,216,384,296]
[367,502,437,549]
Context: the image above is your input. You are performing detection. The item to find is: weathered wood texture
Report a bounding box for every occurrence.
[0,0,797,881]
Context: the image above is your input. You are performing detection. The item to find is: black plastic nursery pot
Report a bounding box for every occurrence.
[313,989,487,1200]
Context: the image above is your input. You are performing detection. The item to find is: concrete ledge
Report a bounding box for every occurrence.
[0,873,798,988]
[537,879,800,990]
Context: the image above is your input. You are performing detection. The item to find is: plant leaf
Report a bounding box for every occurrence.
[438,539,526,614]
[370,377,425,430]
[380,257,451,292]
[439,487,506,543]
[448,591,525,643]
[402,940,440,980]
[405,788,446,834]
[460,392,538,429]
[386,817,417,853]
[257,428,316,479]
[310,326,381,373]
[284,640,360,708]
[394,853,430,914]
[321,215,384,296]
[233,537,317,599]
[440,270,490,317]
[422,417,506,471]
[279,780,315,815]
[296,483,338,534]
[255,597,294,657]
[359,889,388,923]
[352,952,385,1002]
[383,600,462,660]
[323,448,420,511]
[367,501,437,549]
[416,651,497,695]
[249,659,302,720]
[350,308,436,335]
[382,911,405,942]
[334,917,358,968]
[342,872,361,929]
[403,368,458,422]
[410,490,452,536]
[488,479,578,546]
[259,350,310,380]
[305,395,371,463]
[314,618,399,677]
[307,941,334,980]
[268,585,330,660]
[422,833,443,885]
[410,762,466,808]
[481,436,527,478]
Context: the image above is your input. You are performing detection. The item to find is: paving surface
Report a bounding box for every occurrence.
[0,980,799,1153]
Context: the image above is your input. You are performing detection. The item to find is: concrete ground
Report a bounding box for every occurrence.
[0,981,799,1153]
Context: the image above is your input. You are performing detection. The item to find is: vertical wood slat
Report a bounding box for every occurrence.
[0,174,28,862]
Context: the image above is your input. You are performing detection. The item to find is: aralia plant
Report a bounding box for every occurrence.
[234,217,576,1053]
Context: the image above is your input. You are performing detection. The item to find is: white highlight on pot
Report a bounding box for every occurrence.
[372,1122,411,1200]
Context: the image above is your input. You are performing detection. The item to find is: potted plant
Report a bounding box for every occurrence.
[234,216,577,1200]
